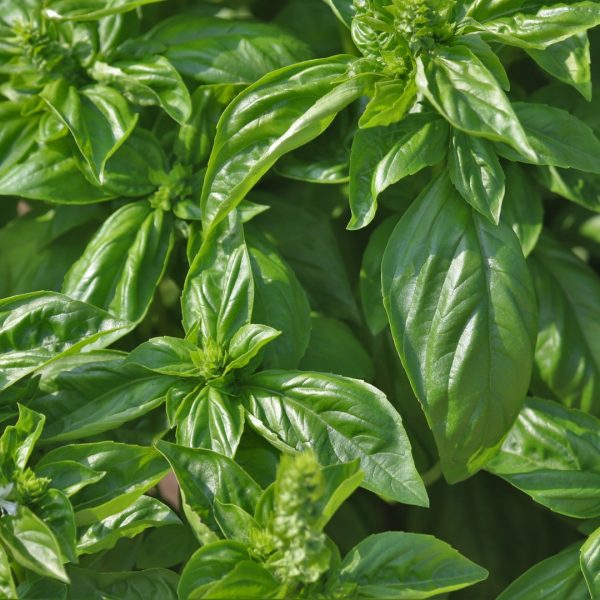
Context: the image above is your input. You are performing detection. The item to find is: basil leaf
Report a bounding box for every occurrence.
[382,174,537,482]
[30,359,181,442]
[90,56,192,125]
[581,527,600,598]
[416,45,535,160]
[333,532,488,598]
[36,442,169,525]
[125,337,198,377]
[241,370,428,506]
[322,0,355,28]
[497,546,588,600]
[528,234,600,413]
[77,496,179,555]
[44,0,163,21]
[146,15,312,84]
[201,56,368,234]
[501,163,543,257]
[448,130,505,224]
[40,81,137,182]
[0,506,68,583]
[0,292,128,392]
[541,166,600,212]
[527,33,591,100]
[66,567,178,600]
[496,102,600,172]
[0,101,40,174]
[183,211,253,344]
[358,76,417,129]
[176,387,245,458]
[348,113,449,230]
[0,403,44,470]
[476,2,600,49]
[197,561,282,599]
[35,461,106,497]
[0,545,16,599]
[63,204,174,323]
[487,397,600,518]
[178,540,249,600]
[247,231,311,370]
[33,489,77,564]
[226,324,281,373]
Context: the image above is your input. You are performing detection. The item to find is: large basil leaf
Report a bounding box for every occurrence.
[90,57,192,125]
[66,567,178,600]
[448,130,505,224]
[581,527,600,598]
[416,45,535,159]
[36,442,169,525]
[496,102,600,172]
[528,234,600,413]
[77,496,179,555]
[348,113,449,229]
[0,146,112,204]
[246,231,311,370]
[200,56,368,234]
[183,211,253,343]
[30,359,181,442]
[40,81,137,182]
[331,532,488,598]
[475,2,600,49]
[146,16,312,84]
[241,370,428,506]
[497,546,588,600]
[63,203,174,323]
[0,506,68,582]
[382,174,537,482]
[486,397,600,518]
[527,33,591,100]
[0,292,128,392]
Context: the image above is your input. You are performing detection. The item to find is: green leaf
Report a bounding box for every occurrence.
[30,359,181,442]
[581,527,600,598]
[125,337,198,377]
[201,56,368,235]
[156,441,262,532]
[452,34,510,91]
[348,113,449,229]
[176,387,245,458]
[90,57,192,124]
[0,101,40,175]
[0,146,112,204]
[322,0,355,28]
[136,523,199,569]
[333,532,488,598]
[541,167,600,212]
[416,45,535,160]
[501,163,543,257]
[496,102,600,172]
[0,506,68,583]
[497,546,588,600]
[448,131,505,224]
[527,34,591,100]
[36,442,169,525]
[0,292,128,392]
[63,204,174,323]
[299,316,375,381]
[0,404,44,470]
[226,324,281,373]
[33,489,77,564]
[246,229,312,369]
[486,397,600,518]
[146,15,312,84]
[178,540,249,600]
[474,2,600,49]
[77,496,180,555]
[35,461,106,497]
[66,567,178,600]
[183,212,253,344]
[196,561,282,599]
[360,217,398,336]
[528,234,600,413]
[241,370,428,506]
[358,76,417,129]
[40,81,137,182]
[0,545,16,599]
[382,174,537,482]
[44,0,163,20]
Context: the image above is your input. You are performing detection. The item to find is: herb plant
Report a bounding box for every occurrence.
[0,0,599,597]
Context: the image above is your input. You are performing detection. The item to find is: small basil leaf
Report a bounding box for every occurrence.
[125,337,198,377]
[35,461,106,497]
[225,324,281,374]
[33,489,77,564]
[0,404,44,471]
[0,545,16,599]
